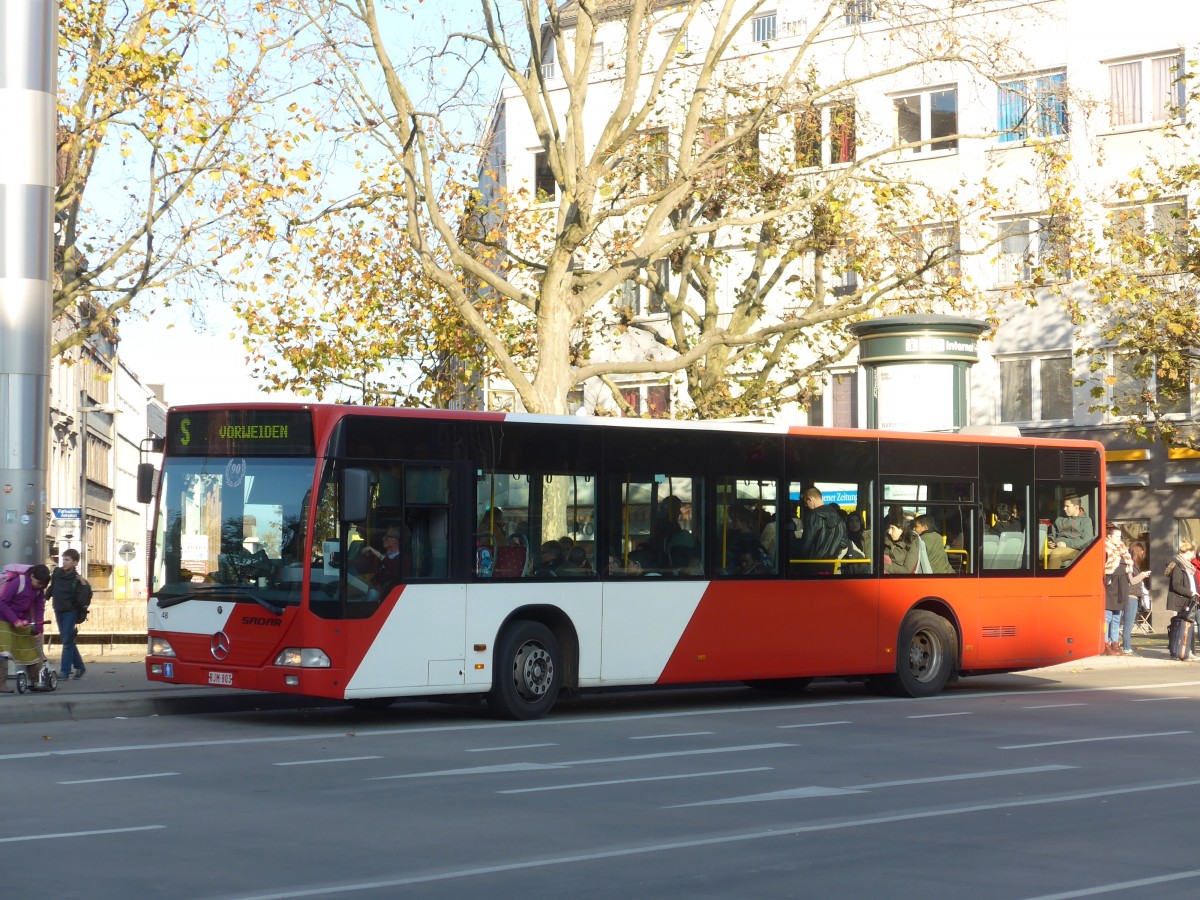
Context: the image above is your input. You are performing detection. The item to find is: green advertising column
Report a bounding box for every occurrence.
[847,315,990,431]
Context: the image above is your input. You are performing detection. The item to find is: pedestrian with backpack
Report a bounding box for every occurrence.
[0,563,52,691]
[49,548,91,680]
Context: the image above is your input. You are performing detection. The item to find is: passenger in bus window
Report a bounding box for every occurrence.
[796,488,849,563]
[477,506,506,549]
[558,544,592,576]
[362,525,410,599]
[734,549,770,576]
[989,502,1023,535]
[913,516,955,574]
[535,540,565,576]
[1048,497,1092,568]
[883,514,920,574]
[651,495,685,554]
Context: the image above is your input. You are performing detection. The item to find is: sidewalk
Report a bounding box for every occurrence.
[1,634,1192,726]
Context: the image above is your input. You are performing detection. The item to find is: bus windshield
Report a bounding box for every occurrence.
[150,456,316,610]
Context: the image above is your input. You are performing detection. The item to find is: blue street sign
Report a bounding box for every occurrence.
[52,507,82,519]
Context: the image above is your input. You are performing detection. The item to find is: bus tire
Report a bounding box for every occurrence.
[888,610,956,698]
[489,620,561,720]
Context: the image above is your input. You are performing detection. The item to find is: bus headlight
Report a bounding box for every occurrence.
[148,637,176,658]
[274,648,331,668]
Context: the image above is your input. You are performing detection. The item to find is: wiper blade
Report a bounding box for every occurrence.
[155,584,285,616]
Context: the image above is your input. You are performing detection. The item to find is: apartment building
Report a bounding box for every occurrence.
[480,0,1199,592]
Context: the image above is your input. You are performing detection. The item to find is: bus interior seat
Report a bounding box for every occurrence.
[993,531,1025,569]
[492,544,528,578]
[982,533,1000,568]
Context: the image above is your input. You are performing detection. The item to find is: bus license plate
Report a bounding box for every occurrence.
[208,671,233,686]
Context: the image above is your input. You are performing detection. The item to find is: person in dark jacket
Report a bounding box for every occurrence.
[50,548,91,680]
[795,488,849,562]
[1166,538,1200,660]
[883,514,921,574]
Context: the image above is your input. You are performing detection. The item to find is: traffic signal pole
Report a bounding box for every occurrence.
[0,1,56,567]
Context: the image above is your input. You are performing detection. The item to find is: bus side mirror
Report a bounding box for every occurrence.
[341,467,371,523]
[137,463,156,504]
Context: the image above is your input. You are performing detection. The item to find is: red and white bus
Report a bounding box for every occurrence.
[143,405,1105,719]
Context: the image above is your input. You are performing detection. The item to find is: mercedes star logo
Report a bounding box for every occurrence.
[211,631,231,661]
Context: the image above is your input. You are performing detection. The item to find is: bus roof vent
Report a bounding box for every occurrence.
[1062,450,1100,480]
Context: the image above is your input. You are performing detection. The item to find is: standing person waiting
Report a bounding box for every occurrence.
[49,549,92,680]
[1121,541,1150,655]
[1102,522,1136,655]
[1166,539,1200,661]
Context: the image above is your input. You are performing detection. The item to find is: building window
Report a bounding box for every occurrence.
[590,42,605,73]
[998,71,1067,143]
[1107,200,1188,271]
[830,371,858,428]
[618,385,670,418]
[540,44,556,79]
[795,102,855,167]
[621,262,667,318]
[752,11,777,43]
[921,224,960,281]
[1108,52,1184,127]
[999,356,1072,423]
[533,151,555,202]
[844,0,873,25]
[639,128,670,190]
[894,88,958,153]
[995,217,1068,285]
[1112,353,1190,418]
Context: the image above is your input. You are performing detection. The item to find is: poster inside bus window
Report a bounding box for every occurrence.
[167,410,315,456]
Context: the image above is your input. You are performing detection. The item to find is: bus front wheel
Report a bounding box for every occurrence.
[885,610,956,698]
[489,620,561,720]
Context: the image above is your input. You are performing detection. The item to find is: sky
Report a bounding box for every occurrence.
[119,303,308,408]
[112,0,506,409]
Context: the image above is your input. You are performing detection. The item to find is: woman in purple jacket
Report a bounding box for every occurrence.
[0,564,51,691]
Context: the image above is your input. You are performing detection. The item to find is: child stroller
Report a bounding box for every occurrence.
[1,620,59,694]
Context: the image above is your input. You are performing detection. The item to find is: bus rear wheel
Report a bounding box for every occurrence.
[489,620,561,720]
[883,610,956,698]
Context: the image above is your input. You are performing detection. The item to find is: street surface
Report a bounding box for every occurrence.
[3,665,1200,899]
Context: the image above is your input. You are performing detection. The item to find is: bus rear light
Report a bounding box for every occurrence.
[274,648,331,668]
[149,637,176,658]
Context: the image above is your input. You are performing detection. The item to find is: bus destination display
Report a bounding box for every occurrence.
[167,410,315,456]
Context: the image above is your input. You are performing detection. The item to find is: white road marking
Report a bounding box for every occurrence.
[1022,703,1087,709]
[629,732,714,740]
[1025,868,1200,899]
[369,762,563,780]
[274,756,382,767]
[1129,696,1190,702]
[57,772,178,785]
[778,721,851,729]
[465,743,558,753]
[379,743,794,779]
[1000,731,1191,749]
[6,679,1200,762]
[227,778,1200,899]
[907,712,972,719]
[498,767,773,794]
[671,765,1074,807]
[0,825,165,844]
